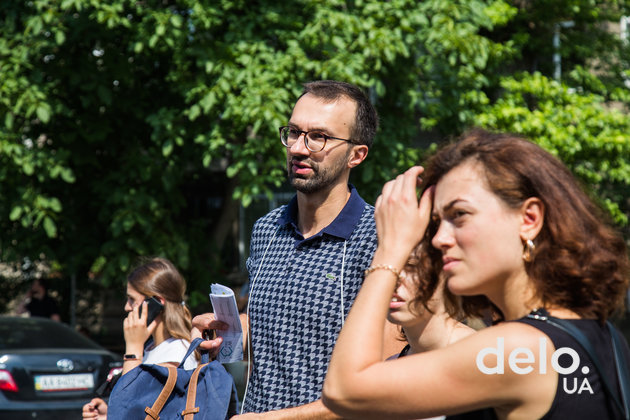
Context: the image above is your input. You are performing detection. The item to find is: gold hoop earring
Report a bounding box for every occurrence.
[522,239,536,262]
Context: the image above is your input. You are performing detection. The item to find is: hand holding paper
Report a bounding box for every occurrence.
[209,283,244,363]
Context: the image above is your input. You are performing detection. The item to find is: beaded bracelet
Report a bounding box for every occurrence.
[364,264,401,280]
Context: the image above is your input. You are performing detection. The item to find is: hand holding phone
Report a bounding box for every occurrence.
[138,296,164,326]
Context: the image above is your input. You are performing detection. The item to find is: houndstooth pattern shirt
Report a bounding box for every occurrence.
[243,185,377,413]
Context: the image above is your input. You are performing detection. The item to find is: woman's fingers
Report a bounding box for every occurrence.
[376,166,425,218]
[418,185,434,232]
[402,166,424,199]
[123,301,151,348]
[146,318,158,335]
[373,166,429,265]
[379,176,396,202]
[377,166,424,211]
[124,301,148,328]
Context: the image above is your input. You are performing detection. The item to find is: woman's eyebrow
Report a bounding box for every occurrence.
[433,198,462,218]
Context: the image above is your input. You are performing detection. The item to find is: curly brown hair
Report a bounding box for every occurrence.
[410,128,629,323]
[403,244,466,321]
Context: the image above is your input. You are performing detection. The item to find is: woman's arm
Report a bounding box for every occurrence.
[325,319,557,419]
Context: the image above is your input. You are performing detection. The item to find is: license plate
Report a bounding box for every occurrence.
[34,373,94,392]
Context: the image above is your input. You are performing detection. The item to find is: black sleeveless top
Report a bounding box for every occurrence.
[516,312,630,419]
[445,311,630,420]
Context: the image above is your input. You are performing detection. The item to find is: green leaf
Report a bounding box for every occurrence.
[55,31,66,45]
[9,206,23,221]
[49,198,62,212]
[189,104,201,120]
[43,216,57,238]
[23,162,35,176]
[36,105,51,123]
[5,112,14,130]
[90,256,107,274]
[61,168,76,183]
[162,140,173,157]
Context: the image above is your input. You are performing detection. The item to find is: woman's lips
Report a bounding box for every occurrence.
[389,294,406,310]
[442,257,459,272]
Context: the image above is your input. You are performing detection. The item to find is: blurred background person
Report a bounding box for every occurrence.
[16,278,61,321]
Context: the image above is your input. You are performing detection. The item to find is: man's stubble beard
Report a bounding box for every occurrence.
[288,151,350,194]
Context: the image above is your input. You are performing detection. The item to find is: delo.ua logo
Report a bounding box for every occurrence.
[476,338,593,395]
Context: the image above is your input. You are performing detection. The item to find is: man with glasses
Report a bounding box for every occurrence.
[194,80,400,418]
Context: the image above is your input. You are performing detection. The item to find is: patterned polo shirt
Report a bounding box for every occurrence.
[243,184,377,412]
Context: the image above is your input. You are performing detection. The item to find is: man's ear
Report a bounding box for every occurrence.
[520,197,544,241]
[348,145,369,169]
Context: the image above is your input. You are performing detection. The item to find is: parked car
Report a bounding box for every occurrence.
[0,316,122,420]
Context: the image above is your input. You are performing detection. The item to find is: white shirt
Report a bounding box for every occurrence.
[143,337,199,370]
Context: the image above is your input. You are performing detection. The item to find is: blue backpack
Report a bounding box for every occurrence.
[108,338,238,420]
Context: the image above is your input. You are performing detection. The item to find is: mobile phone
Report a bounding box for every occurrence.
[138,296,164,326]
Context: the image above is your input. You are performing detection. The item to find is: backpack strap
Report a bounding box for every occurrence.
[528,310,629,419]
[178,337,209,368]
[144,366,178,420]
[181,362,208,419]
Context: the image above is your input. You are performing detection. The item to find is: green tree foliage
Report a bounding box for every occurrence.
[472,1,630,236]
[496,0,630,95]
[0,0,628,317]
[475,72,630,229]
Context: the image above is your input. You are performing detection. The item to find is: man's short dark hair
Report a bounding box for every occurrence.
[300,80,379,149]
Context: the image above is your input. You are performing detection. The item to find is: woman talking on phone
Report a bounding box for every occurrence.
[82,257,198,420]
[323,129,630,419]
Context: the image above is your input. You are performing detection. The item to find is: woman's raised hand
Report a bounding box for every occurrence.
[123,300,155,353]
[373,166,433,269]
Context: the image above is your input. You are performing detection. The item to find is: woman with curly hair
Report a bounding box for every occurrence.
[323,129,630,419]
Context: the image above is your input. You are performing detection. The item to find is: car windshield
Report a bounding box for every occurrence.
[0,317,102,350]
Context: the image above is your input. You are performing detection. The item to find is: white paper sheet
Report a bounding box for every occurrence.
[209,283,244,363]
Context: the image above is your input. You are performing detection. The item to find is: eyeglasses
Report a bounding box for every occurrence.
[279,126,354,152]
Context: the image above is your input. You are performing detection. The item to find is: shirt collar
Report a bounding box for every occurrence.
[278,184,366,240]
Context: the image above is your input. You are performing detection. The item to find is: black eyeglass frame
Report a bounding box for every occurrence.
[279,126,355,152]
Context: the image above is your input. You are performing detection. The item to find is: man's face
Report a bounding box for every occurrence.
[285,93,357,194]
